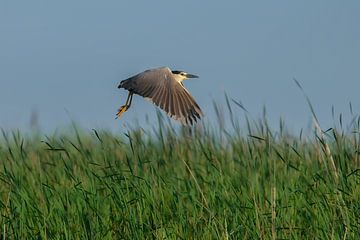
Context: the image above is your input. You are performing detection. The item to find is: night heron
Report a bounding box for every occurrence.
[116,67,203,125]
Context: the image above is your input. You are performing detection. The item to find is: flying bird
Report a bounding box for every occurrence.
[117,67,203,125]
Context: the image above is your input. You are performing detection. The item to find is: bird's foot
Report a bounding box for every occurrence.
[116,105,128,119]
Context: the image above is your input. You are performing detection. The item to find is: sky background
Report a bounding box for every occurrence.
[1,1,360,134]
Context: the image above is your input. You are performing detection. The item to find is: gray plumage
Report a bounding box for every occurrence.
[118,67,203,125]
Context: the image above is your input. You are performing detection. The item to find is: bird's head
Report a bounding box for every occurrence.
[172,70,199,82]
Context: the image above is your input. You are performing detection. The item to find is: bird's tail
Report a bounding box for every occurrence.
[117,79,128,89]
[118,77,135,91]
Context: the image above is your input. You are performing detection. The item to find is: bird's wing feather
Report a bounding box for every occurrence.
[119,67,202,125]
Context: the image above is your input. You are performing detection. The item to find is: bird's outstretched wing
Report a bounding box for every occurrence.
[119,67,203,125]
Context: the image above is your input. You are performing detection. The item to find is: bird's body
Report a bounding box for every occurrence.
[117,67,203,125]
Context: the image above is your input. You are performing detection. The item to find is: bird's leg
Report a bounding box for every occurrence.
[127,91,134,108]
[116,91,133,118]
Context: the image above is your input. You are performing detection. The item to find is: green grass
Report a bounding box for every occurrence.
[1,102,360,239]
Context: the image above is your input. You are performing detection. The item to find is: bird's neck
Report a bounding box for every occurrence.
[173,75,187,83]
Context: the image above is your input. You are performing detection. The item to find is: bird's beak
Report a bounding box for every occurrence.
[186,73,199,78]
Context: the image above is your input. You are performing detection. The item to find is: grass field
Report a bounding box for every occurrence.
[1,101,360,239]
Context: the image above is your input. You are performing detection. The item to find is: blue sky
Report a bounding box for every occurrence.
[1,1,359,133]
